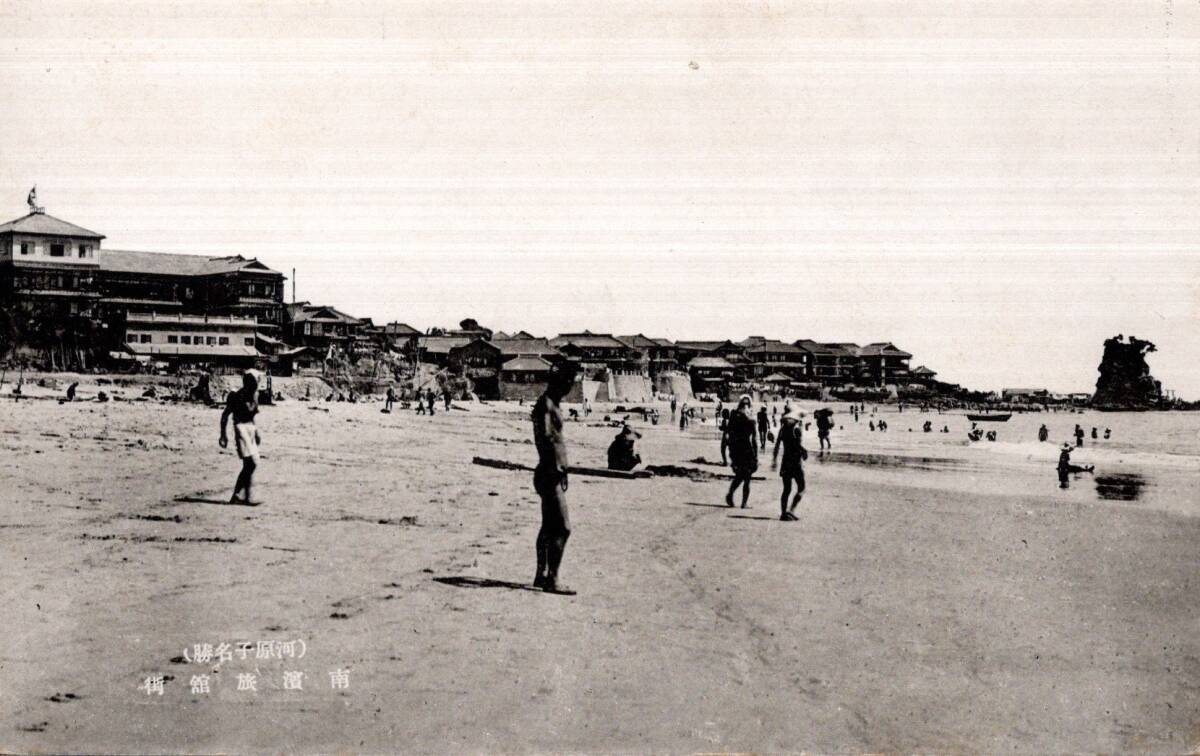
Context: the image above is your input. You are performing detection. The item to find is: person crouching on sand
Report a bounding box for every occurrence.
[722,395,759,508]
[532,361,579,595]
[772,405,808,521]
[219,370,263,505]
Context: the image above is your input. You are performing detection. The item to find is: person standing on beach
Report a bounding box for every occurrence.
[1038,424,1049,442]
[670,395,677,420]
[426,388,436,415]
[219,370,263,506]
[532,361,579,595]
[679,402,689,430]
[772,406,808,521]
[723,395,759,508]
[756,405,770,450]
[1074,424,1084,447]
[384,385,396,412]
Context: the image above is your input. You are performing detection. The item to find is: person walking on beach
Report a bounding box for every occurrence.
[670,395,677,420]
[722,395,759,508]
[756,405,770,450]
[415,391,426,414]
[1074,424,1084,447]
[384,385,396,412]
[444,390,452,411]
[426,388,436,415]
[219,370,263,506]
[815,408,833,452]
[772,406,808,521]
[532,361,579,595]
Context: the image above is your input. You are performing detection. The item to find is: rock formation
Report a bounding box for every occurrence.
[1092,334,1162,409]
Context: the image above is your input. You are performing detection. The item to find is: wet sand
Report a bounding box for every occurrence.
[2,391,1199,752]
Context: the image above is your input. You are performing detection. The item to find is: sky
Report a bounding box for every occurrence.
[1,1,1198,396]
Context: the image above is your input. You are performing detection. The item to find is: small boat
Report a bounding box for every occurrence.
[967,413,1011,422]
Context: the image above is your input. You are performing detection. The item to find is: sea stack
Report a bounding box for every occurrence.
[1092,334,1163,410]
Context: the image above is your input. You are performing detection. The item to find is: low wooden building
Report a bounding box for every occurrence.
[117,312,261,371]
[499,355,554,400]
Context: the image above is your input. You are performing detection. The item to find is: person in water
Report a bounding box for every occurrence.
[219,370,263,506]
[722,395,759,508]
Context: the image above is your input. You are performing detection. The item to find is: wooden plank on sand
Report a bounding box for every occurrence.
[471,457,651,479]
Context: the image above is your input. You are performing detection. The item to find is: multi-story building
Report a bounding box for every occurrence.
[549,332,643,379]
[675,340,746,368]
[98,249,286,329]
[617,334,679,379]
[737,337,810,381]
[0,209,104,317]
[284,302,364,356]
[857,342,912,385]
[794,340,862,385]
[383,322,422,352]
[118,312,260,370]
[447,337,563,398]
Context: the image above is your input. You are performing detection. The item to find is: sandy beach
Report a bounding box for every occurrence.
[2,383,1199,753]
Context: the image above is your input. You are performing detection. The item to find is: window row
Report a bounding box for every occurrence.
[18,241,94,258]
[126,332,255,347]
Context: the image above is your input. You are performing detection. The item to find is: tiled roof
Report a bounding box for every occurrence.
[126,312,257,327]
[286,303,362,324]
[743,338,805,355]
[859,342,911,358]
[616,334,660,349]
[550,333,629,349]
[0,211,104,239]
[688,356,735,369]
[384,322,421,336]
[501,356,553,372]
[491,338,560,357]
[102,249,281,277]
[676,340,733,351]
[910,365,937,376]
[417,336,472,353]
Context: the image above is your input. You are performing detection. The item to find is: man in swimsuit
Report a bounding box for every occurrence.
[219,370,262,505]
[532,361,579,595]
[756,405,770,450]
[772,406,808,521]
[723,395,759,508]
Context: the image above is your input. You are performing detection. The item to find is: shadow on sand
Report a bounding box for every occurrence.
[727,514,777,521]
[173,495,257,506]
[433,576,541,593]
[683,501,730,509]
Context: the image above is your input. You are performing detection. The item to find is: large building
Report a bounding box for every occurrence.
[0,210,104,317]
[1,200,286,368]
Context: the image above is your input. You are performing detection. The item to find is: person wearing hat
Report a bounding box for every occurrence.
[219,369,263,505]
[722,395,759,508]
[531,360,580,594]
[607,423,643,471]
[772,404,808,521]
